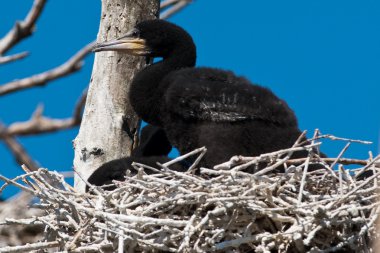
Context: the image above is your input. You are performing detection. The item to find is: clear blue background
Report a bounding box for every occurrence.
[1,1,379,198]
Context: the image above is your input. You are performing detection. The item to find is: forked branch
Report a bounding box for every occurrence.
[0,42,94,96]
[0,0,47,56]
[0,90,86,137]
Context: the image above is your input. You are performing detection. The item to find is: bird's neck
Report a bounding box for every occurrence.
[130,45,196,126]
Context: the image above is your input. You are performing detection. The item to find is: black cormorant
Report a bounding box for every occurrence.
[94,20,315,169]
[86,125,185,191]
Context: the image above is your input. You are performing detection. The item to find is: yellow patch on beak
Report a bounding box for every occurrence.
[93,38,150,56]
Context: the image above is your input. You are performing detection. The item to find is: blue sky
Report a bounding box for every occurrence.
[1,1,379,198]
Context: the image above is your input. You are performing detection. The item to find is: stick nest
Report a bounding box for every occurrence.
[0,134,379,252]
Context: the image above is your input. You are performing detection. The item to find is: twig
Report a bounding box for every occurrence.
[0,91,87,137]
[0,123,39,171]
[330,142,351,170]
[354,155,380,179]
[252,131,307,176]
[0,42,94,96]
[162,147,206,167]
[0,174,36,194]
[338,165,344,196]
[311,134,372,145]
[296,130,318,206]
[0,0,47,55]
[331,170,380,208]
[215,142,321,171]
[0,52,29,64]
[286,157,371,166]
[161,0,181,9]
[160,0,193,19]
[0,241,59,253]
[297,156,310,206]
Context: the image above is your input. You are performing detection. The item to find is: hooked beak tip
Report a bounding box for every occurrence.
[91,38,149,55]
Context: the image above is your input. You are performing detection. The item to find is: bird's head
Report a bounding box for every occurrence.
[93,20,194,58]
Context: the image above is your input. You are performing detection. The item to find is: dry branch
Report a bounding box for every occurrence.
[0,241,59,253]
[160,0,193,19]
[0,0,47,56]
[0,123,39,171]
[161,0,181,8]
[0,52,29,65]
[0,42,94,96]
[0,91,86,137]
[287,157,371,166]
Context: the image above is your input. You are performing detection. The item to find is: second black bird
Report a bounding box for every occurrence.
[86,125,185,191]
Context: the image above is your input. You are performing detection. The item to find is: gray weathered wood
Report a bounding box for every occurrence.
[73,0,160,192]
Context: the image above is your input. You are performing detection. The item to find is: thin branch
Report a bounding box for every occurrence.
[214,143,321,171]
[310,134,372,145]
[160,0,181,9]
[0,0,47,55]
[0,241,59,253]
[0,42,94,96]
[0,91,87,137]
[286,157,371,166]
[297,156,310,206]
[160,0,193,20]
[0,123,39,171]
[0,52,29,64]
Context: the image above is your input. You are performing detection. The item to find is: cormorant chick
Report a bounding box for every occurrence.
[86,125,185,192]
[94,20,315,169]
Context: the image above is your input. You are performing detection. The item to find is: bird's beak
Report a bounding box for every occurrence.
[93,36,150,56]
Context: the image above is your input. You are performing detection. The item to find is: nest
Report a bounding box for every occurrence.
[0,192,44,247]
[0,134,379,252]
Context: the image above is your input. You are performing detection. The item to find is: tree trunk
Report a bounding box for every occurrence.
[73,0,160,192]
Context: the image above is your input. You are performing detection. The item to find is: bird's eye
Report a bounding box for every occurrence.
[130,29,140,37]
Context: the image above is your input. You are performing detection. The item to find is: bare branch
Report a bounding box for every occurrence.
[160,0,193,19]
[160,0,181,9]
[0,0,47,55]
[286,157,371,166]
[0,91,87,137]
[4,108,75,136]
[0,241,59,253]
[0,123,39,171]
[0,52,29,64]
[0,42,94,96]
[309,134,373,145]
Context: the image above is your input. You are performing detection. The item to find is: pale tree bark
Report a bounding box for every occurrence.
[73,0,160,192]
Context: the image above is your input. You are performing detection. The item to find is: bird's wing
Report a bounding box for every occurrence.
[163,68,296,125]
